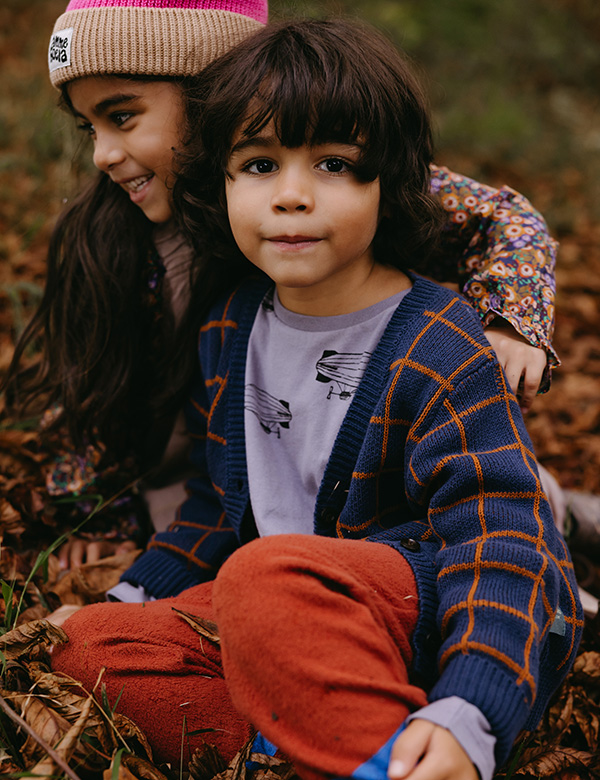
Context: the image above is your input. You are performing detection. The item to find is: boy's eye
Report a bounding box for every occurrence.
[318,158,350,173]
[245,159,278,174]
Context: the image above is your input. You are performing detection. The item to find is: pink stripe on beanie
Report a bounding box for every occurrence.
[48,0,268,87]
[63,1,267,25]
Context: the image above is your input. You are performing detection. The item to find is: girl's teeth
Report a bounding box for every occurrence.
[126,174,152,192]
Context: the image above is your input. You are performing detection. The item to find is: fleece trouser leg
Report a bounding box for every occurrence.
[51,582,251,766]
[213,534,427,780]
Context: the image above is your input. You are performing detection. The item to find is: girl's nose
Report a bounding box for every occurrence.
[271,169,314,213]
[92,132,126,172]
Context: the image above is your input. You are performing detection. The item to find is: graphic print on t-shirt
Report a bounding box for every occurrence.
[245,383,292,437]
[315,350,372,400]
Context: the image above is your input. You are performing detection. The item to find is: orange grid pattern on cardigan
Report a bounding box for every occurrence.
[329,294,582,701]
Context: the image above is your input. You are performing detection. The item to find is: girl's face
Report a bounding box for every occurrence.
[67,76,184,224]
[225,125,382,315]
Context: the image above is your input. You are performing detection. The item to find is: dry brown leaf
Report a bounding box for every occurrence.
[189,743,229,780]
[571,690,600,751]
[514,745,595,776]
[172,607,220,644]
[249,754,298,780]
[0,618,67,660]
[0,429,46,462]
[17,602,51,625]
[51,549,142,606]
[28,695,94,777]
[546,687,574,739]
[103,752,171,780]
[572,650,600,682]
[10,693,72,763]
[112,712,154,762]
[252,769,296,780]
[0,497,22,526]
[0,757,22,776]
[217,733,257,780]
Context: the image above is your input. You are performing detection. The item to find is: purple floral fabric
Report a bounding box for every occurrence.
[429,165,558,385]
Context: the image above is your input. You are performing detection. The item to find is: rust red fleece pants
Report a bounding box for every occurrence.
[52,535,426,779]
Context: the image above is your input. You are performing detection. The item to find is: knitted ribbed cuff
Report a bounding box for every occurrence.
[428,653,531,765]
[121,546,213,598]
[49,6,265,88]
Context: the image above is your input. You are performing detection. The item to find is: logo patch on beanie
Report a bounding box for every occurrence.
[49,28,73,72]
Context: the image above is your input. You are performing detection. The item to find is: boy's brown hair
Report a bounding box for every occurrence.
[176,18,443,272]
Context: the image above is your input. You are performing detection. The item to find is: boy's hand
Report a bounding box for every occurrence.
[58,537,138,570]
[388,719,478,780]
[484,320,547,414]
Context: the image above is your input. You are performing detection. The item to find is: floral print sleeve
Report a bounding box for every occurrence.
[428,164,558,391]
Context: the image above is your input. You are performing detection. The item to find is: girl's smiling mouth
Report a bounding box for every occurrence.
[120,173,154,193]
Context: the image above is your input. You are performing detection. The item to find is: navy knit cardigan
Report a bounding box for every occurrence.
[123,274,583,764]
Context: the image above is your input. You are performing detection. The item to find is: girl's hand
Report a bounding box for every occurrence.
[388,719,478,780]
[58,537,138,571]
[484,320,547,414]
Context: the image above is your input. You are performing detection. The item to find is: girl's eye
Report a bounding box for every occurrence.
[76,121,95,136]
[112,111,134,127]
[245,159,278,174]
[318,158,350,173]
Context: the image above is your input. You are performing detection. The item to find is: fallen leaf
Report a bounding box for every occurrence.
[104,752,171,780]
[51,550,142,606]
[0,619,68,660]
[514,745,596,776]
[172,607,220,644]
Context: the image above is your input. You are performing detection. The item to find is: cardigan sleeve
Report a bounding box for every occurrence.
[429,165,558,387]
[119,365,240,599]
[402,356,581,763]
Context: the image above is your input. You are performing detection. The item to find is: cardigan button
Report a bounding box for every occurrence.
[400,538,421,552]
[320,508,337,524]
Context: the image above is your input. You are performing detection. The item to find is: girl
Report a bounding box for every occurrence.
[3,0,556,570]
[51,19,582,780]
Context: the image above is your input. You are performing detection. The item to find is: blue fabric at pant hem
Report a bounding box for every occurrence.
[343,722,407,780]
[246,731,279,769]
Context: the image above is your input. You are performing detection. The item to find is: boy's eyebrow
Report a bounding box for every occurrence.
[229,135,365,156]
[229,134,278,155]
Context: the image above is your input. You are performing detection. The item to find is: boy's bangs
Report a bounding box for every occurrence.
[238,65,372,153]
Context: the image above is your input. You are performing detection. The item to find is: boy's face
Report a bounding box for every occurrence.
[225,125,381,315]
[68,76,183,224]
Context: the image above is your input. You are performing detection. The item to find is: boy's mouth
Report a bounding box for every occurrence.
[121,174,154,193]
[268,235,322,249]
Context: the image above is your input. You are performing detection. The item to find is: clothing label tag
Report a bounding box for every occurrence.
[48,28,73,72]
[550,606,566,636]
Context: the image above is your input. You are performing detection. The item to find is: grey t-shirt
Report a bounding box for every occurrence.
[244,287,409,537]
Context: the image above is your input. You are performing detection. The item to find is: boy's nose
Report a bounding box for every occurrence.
[92,133,126,172]
[271,170,314,213]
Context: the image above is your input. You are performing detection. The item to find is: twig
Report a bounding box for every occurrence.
[0,691,83,780]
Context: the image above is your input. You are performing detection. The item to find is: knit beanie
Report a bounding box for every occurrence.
[48,0,268,89]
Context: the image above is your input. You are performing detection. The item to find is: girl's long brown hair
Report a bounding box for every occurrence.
[2,76,224,465]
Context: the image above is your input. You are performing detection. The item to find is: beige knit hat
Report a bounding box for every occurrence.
[48,0,268,89]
